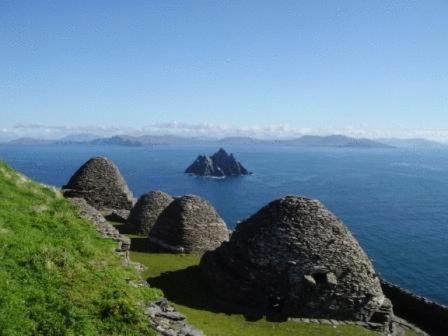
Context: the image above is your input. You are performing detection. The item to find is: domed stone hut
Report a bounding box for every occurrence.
[63,157,135,211]
[126,191,174,235]
[148,195,229,253]
[201,196,393,328]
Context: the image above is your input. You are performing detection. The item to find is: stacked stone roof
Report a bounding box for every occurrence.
[126,190,174,235]
[201,196,392,326]
[63,157,135,211]
[149,195,229,253]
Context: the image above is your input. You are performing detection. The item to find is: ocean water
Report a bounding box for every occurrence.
[1,144,447,305]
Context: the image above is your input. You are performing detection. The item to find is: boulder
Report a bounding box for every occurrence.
[148,195,229,253]
[200,196,393,327]
[185,148,250,177]
[126,191,174,235]
[62,157,135,211]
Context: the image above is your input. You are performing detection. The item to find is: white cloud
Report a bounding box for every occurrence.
[1,122,448,142]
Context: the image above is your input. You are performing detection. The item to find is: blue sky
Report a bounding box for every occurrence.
[1,1,447,139]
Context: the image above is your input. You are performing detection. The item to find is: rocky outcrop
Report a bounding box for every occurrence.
[185,148,250,177]
[126,191,174,235]
[149,195,229,253]
[62,157,135,211]
[201,196,393,331]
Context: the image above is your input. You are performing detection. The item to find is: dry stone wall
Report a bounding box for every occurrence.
[381,280,448,336]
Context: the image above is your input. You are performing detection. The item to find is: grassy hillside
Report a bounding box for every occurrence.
[0,162,160,336]
[130,250,379,336]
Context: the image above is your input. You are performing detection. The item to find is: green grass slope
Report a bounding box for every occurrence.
[0,162,160,336]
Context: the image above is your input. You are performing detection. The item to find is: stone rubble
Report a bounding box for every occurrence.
[288,317,427,335]
[148,298,205,336]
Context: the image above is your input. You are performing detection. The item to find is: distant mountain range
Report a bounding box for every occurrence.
[5,134,447,149]
[377,138,448,149]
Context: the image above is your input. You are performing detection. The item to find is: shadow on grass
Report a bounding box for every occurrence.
[130,236,178,254]
[130,237,159,253]
[112,224,156,253]
[146,265,285,322]
[148,265,230,313]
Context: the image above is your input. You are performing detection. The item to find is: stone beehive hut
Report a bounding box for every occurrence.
[63,157,135,211]
[126,191,174,235]
[201,196,393,326]
[148,195,229,253]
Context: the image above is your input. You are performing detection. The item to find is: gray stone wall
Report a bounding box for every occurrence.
[381,280,448,336]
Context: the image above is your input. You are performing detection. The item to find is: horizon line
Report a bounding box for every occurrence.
[2,123,448,143]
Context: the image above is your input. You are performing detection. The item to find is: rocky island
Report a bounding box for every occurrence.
[185,148,251,177]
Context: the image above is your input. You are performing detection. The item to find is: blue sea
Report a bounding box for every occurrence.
[1,144,447,305]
